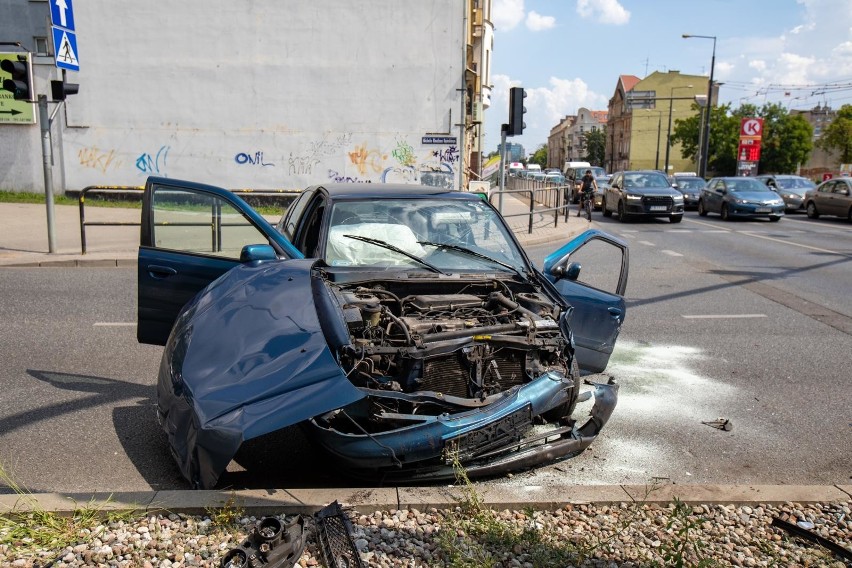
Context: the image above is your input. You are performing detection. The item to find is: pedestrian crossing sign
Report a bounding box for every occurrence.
[52,26,79,71]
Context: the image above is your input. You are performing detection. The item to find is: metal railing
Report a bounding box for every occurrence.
[489,177,572,233]
[77,185,299,254]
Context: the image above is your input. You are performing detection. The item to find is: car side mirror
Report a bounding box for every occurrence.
[240,244,278,263]
[549,261,581,281]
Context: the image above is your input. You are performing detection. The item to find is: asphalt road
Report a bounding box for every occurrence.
[0,211,850,493]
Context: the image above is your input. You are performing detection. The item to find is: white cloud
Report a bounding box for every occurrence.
[748,60,767,72]
[576,0,630,25]
[492,0,525,31]
[526,11,556,31]
[532,76,609,123]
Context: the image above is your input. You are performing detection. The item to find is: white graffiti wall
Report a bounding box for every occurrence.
[3,0,465,192]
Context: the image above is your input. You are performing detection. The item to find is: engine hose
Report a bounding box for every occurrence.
[381,306,413,345]
[420,322,518,343]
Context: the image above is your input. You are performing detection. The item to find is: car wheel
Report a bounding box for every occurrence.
[721,204,730,221]
[670,214,683,223]
[697,199,708,216]
[618,200,630,222]
[769,215,781,222]
[806,201,820,219]
[602,197,612,217]
[541,358,581,422]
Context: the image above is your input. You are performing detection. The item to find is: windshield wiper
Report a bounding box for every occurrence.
[343,234,447,274]
[417,241,524,278]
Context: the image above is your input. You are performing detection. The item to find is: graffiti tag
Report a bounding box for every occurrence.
[136,146,170,174]
[78,147,121,174]
[235,151,274,167]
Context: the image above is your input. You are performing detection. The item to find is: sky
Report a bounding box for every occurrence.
[485,0,852,155]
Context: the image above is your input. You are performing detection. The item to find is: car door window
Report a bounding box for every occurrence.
[561,237,627,296]
[151,187,270,259]
[278,189,314,239]
[834,181,850,195]
[293,195,327,257]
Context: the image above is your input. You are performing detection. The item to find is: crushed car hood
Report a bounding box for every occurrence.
[157,259,365,488]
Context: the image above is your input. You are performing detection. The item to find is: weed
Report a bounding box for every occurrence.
[651,497,715,568]
[0,462,137,563]
[205,492,245,529]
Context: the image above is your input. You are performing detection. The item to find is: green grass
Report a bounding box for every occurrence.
[0,463,138,564]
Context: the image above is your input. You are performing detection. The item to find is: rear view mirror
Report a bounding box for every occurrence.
[240,244,278,262]
[550,261,581,281]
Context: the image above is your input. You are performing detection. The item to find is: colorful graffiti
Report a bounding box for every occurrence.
[78,147,122,174]
[235,151,274,167]
[348,143,387,176]
[136,146,170,175]
[327,169,372,184]
[432,145,460,164]
[391,139,416,167]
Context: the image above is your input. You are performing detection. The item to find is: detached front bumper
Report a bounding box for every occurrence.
[322,379,619,483]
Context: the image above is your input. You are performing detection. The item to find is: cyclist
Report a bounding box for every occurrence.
[576,169,598,218]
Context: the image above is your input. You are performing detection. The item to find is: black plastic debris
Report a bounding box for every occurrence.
[221,515,306,568]
[315,500,364,568]
[701,417,733,431]
[771,516,852,561]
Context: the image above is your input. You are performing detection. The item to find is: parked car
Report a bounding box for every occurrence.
[544,172,566,184]
[755,174,816,213]
[602,170,685,223]
[698,177,785,221]
[670,173,705,210]
[804,177,852,221]
[138,177,629,489]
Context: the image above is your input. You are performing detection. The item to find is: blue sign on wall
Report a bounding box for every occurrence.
[50,0,76,32]
[52,26,80,71]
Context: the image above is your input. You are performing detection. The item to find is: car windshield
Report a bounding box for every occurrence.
[325,198,527,274]
[624,172,670,188]
[727,178,771,192]
[776,177,815,189]
[676,177,705,189]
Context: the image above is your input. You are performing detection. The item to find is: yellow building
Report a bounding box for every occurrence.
[606,71,706,174]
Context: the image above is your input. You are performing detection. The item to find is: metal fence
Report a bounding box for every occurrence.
[489,176,572,234]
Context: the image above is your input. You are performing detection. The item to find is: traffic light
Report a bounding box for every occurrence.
[51,79,79,100]
[508,86,526,136]
[1,55,32,101]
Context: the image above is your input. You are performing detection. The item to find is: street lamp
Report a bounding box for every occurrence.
[642,110,664,170]
[683,34,716,178]
[665,84,693,175]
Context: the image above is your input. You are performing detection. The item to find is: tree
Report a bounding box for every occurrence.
[670,102,813,176]
[582,128,606,167]
[817,104,852,163]
[529,144,548,169]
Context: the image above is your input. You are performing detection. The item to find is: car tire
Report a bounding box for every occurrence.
[806,201,820,219]
[602,197,612,217]
[542,358,581,422]
[769,215,781,222]
[721,204,730,221]
[618,200,630,222]
[670,214,683,223]
[698,199,708,216]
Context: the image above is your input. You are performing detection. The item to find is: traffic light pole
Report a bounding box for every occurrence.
[498,124,507,214]
[37,95,57,253]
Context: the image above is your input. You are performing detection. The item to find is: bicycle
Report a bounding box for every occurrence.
[580,190,593,221]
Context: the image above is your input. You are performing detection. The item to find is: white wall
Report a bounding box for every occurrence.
[4,0,464,192]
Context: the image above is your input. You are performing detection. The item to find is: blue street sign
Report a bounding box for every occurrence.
[52,26,79,71]
[50,0,75,32]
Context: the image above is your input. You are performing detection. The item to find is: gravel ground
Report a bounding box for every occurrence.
[1,500,850,567]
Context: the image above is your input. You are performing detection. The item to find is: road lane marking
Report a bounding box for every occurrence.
[639,240,656,246]
[662,250,683,257]
[738,231,842,254]
[93,322,136,327]
[681,314,766,319]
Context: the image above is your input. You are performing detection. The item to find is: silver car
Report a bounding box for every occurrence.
[804,177,852,221]
[756,175,816,213]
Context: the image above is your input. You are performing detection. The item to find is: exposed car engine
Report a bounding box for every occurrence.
[318,278,577,434]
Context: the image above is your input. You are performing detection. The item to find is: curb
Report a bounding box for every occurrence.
[2,485,850,517]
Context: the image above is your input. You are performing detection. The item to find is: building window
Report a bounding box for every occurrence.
[34,37,49,55]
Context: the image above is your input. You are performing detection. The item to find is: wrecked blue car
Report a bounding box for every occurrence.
[138,177,629,489]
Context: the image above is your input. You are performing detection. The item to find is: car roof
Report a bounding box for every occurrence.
[305,183,477,201]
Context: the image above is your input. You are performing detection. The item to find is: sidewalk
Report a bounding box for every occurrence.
[0,194,589,267]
